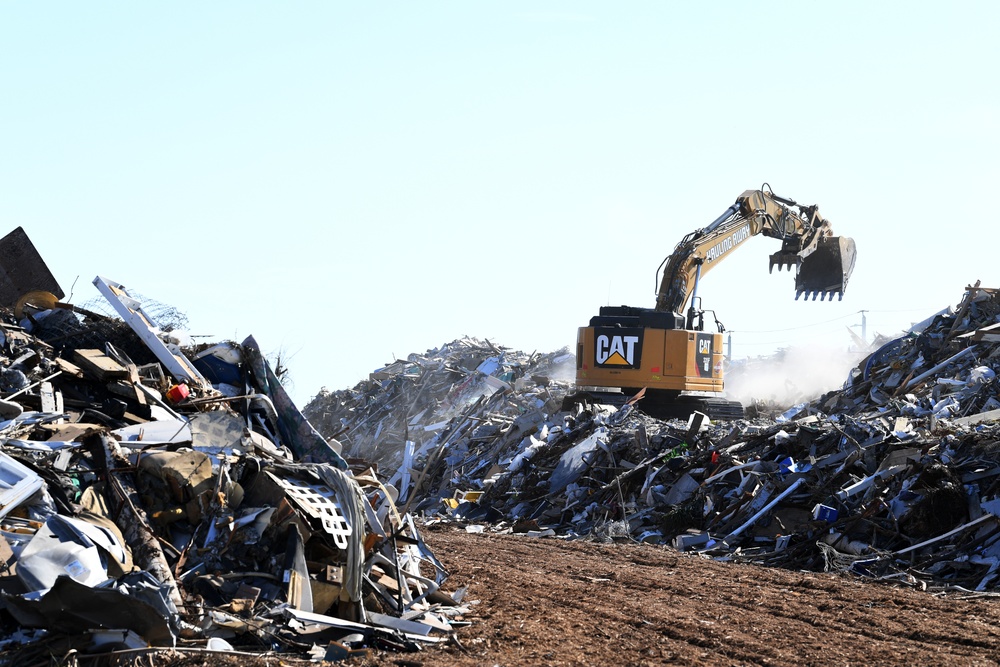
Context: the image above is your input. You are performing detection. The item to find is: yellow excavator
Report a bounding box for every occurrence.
[569,184,857,420]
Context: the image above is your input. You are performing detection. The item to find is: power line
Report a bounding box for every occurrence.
[730,306,936,335]
[730,312,857,334]
[735,339,803,346]
[864,307,942,314]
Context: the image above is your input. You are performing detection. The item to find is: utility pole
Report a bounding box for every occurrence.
[858,310,867,345]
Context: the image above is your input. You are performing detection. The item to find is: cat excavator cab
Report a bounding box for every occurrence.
[568,185,857,420]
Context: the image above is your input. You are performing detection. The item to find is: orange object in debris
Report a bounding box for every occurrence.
[166,383,189,403]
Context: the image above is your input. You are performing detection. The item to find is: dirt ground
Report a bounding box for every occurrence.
[38,526,1000,667]
[406,526,1000,667]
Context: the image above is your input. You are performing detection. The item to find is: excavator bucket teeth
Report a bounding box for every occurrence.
[795,236,857,302]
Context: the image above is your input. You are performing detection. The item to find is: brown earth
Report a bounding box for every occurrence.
[52,527,1000,666]
[408,526,1000,667]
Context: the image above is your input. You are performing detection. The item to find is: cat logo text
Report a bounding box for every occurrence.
[594,328,644,369]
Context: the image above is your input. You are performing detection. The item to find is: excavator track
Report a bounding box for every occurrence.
[563,391,744,421]
[652,395,745,421]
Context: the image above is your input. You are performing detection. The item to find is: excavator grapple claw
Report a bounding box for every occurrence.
[768,252,800,274]
[794,236,857,301]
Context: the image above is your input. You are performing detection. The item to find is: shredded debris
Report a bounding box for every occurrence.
[0,230,469,665]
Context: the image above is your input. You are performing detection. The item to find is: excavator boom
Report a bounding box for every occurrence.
[656,187,857,312]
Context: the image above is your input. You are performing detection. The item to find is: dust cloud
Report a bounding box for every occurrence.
[724,344,867,408]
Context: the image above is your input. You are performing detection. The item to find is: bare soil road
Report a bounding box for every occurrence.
[411,526,1000,667]
[66,526,1000,667]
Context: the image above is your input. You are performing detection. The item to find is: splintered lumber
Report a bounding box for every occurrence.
[73,348,129,381]
[97,434,183,610]
[54,357,85,378]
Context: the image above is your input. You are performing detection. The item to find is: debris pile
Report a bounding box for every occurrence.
[308,285,1000,593]
[0,229,469,664]
[304,338,575,478]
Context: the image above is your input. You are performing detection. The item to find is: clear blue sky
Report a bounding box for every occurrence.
[2,3,997,406]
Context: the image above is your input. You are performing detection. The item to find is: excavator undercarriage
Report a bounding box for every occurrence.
[562,388,746,422]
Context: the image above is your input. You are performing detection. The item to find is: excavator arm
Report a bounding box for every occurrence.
[654,186,857,316]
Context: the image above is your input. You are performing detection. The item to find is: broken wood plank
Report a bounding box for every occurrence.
[73,349,129,381]
[54,357,85,379]
[97,434,183,610]
[39,381,56,413]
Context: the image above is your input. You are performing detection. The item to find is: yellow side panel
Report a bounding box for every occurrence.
[576,326,724,393]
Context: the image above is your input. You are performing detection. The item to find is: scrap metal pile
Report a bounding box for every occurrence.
[309,284,1000,593]
[0,231,469,664]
